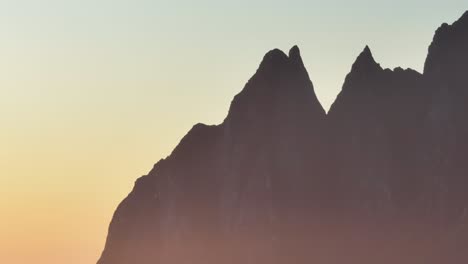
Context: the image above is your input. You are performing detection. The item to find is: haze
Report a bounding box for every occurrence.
[1,1,467,263]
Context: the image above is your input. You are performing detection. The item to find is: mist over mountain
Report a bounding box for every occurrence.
[98,11,468,264]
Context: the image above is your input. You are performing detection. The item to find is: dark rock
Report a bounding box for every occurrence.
[98,11,468,264]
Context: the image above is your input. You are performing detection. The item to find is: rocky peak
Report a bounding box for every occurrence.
[328,46,383,104]
[256,48,289,74]
[98,11,468,264]
[288,45,303,64]
[225,46,325,124]
[350,45,381,74]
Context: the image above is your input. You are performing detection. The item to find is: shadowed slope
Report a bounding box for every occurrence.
[99,11,468,264]
[98,46,326,264]
[423,10,468,223]
[327,46,427,217]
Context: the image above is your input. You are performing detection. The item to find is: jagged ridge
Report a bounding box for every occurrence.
[98,11,468,264]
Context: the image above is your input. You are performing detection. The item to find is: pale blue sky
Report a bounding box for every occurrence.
[0,1,467,263]
[1,1,467,113]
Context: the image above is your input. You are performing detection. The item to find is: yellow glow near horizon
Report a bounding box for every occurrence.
[1,1,467,263]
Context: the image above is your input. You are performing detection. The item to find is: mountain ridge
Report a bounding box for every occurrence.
[98,11,468,264]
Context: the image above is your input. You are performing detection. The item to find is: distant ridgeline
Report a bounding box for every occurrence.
[98,11,468,264]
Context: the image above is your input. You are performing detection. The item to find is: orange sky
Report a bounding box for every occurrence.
[1,1,466,263]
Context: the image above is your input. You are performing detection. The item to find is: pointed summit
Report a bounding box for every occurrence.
[225,46,325,123]
[355,46,376,65]
[350,46,381,73]
[289,45,301,60]
[329,46,383,100]
[363,45,371,55]
[288,45,307,68]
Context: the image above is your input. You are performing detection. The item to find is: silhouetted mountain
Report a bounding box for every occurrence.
[98,46,327,264]
[423,10,468,223]
[327,46,428,216]
[98,11,468,264]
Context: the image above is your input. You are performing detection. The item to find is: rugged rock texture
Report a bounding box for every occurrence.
[98,11,468,264]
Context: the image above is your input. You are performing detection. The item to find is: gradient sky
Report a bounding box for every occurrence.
[1,1,467,263]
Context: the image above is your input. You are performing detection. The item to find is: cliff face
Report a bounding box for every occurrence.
[423,11,468,223]
[98,11,468,264]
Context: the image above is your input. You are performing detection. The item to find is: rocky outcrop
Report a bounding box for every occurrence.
[423,10,468,223]
[327,46,428,216]
[98,11,468,264]
[98,46,326,264]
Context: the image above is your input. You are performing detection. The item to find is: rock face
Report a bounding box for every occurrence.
[98,46,327,264]
[327,46,427,217]
[98,11,468,264]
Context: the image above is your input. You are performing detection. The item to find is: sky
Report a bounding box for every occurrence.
[0,1,467,263]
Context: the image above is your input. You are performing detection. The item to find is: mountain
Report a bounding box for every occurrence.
[98,11,468,264]
[327,46,427,216]
[98,46,327,264]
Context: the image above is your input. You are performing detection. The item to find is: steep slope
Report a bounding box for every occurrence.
[99,11,468,264]
[324,11,468,262]
[327,46,428,218]
[423,10,468,223]
[97,123,224,264]
[98,46,326,264]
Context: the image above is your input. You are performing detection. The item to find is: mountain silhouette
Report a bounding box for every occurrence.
[98,11,468,264]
